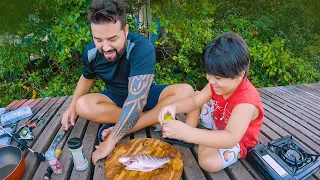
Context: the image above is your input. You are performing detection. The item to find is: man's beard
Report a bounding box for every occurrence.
[102,44,126,63]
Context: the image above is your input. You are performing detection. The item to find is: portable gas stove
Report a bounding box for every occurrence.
[246,136,320,180]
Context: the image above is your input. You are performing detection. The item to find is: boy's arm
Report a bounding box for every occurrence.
[187,103,258,148]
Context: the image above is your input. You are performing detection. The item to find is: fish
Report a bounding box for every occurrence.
[119,154,172,172]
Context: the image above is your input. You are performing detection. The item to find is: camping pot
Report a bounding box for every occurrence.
[0,145,25,180]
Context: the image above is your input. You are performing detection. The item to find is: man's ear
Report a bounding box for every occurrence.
[125,24,129,36]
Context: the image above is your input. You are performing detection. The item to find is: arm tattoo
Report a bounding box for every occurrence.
[111,74,154,141]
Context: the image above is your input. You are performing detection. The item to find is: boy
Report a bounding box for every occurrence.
[158,32,264,172]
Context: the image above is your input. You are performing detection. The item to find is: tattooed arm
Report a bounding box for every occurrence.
[111,74,154,142]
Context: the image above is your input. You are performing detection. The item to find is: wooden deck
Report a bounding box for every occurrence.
[3,82,320,180]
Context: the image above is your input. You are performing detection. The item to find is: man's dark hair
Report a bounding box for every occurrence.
[202,32,250,78]
[88,0,126,29]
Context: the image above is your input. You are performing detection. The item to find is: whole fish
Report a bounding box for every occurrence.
[119,154,172,172]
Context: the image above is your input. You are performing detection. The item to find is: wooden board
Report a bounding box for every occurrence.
[105,138,183,180]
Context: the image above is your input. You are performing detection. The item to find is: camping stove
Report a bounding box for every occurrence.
[246,136,320,180]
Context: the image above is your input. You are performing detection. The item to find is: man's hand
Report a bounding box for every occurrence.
[162,120,192,143]
[92,139,116,165]
[158,104,177,126]
[61,107,77,131]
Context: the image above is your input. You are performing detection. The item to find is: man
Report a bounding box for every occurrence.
[61,0,194,165]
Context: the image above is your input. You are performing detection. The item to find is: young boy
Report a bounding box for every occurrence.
[158,32,264,172]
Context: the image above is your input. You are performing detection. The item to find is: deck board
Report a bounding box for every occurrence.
[1,82,319,180]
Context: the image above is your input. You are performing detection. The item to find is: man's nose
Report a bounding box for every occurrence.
[102,41,111,51]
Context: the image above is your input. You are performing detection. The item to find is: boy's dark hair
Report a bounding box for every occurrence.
[202,32,250,78]
[88,0,126,29]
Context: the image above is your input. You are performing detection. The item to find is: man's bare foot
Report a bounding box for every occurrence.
[101,126,114,141]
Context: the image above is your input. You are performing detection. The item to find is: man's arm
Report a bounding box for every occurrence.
[61,75,95,130]
[110,74,154,142]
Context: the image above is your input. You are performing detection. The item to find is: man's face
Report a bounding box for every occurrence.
[91,20,128,62]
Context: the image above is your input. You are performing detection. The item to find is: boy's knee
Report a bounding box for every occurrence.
[198,157,222,173]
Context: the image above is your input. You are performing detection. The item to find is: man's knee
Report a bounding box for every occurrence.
[75,95,91,118]
[173,83,194,97]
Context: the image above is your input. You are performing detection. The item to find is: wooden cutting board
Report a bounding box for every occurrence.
[105,138,183,180]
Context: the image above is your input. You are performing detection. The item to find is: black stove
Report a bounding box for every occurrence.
[246,136,320,180]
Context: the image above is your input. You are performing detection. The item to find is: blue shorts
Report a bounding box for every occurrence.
[100,84,168,112]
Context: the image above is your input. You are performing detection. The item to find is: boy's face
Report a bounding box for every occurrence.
[206,72,245,98]
[91,20,129,62]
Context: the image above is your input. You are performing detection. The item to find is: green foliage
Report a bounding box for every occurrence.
[152,1,217,89]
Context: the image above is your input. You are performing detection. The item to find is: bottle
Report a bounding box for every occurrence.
[67,137,88,171]
[45,150,62,174]
[1,106,32,126]
[0,108,5,116]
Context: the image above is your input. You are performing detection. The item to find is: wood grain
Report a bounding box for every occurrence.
[105,138,183,180]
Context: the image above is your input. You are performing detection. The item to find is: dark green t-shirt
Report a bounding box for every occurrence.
[82,32,156,99]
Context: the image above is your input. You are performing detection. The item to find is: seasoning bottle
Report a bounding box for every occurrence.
[67,137,88,171]
[1,106,32,126]
[45,150,62,174]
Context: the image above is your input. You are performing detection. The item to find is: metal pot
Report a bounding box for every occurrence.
[0,145,25,180]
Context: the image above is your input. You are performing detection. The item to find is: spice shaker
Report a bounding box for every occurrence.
[67,137,88,171]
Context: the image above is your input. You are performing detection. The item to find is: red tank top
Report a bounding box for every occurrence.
[210,77,264,158]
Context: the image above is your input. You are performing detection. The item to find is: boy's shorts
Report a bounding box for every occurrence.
[100,84,168,112]
[200,100,241,168]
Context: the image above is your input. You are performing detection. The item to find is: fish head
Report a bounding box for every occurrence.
[119,156,137,166]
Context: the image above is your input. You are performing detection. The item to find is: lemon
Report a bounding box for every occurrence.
[164,115,174,120]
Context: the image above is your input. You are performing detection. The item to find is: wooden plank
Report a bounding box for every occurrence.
[259,89,320,127]
[10,99,28,109]
[32,125,71,179]
[4,100,19,110]
[93,159,108,180]
[149,126,206,180]
[264,86,320,112]
[192,145,231,180]
[70,121,100,180]
[21,97,72,180]
[47,118,88,180]
[20,99,35,108]
[134,128,148,139]
[28,98,43,109]
[298,84,320,97]
[278,86,320,109]
[225,161,255,180]
[262,100,320,146]
[260,94,320,135]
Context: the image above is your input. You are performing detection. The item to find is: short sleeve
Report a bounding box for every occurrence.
[128,39,156,77]
[82,42,97,79]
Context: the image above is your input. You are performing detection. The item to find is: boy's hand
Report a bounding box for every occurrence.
[92,139,116,165]
[158,105,177,126]
[162,120,192,143]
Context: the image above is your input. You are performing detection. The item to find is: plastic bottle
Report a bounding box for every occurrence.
[67,137,88,171]
[0,106,32,126]
[0,108,5,116]
[45,150,62,174]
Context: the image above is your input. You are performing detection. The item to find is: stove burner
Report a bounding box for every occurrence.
[280,149,306,166]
